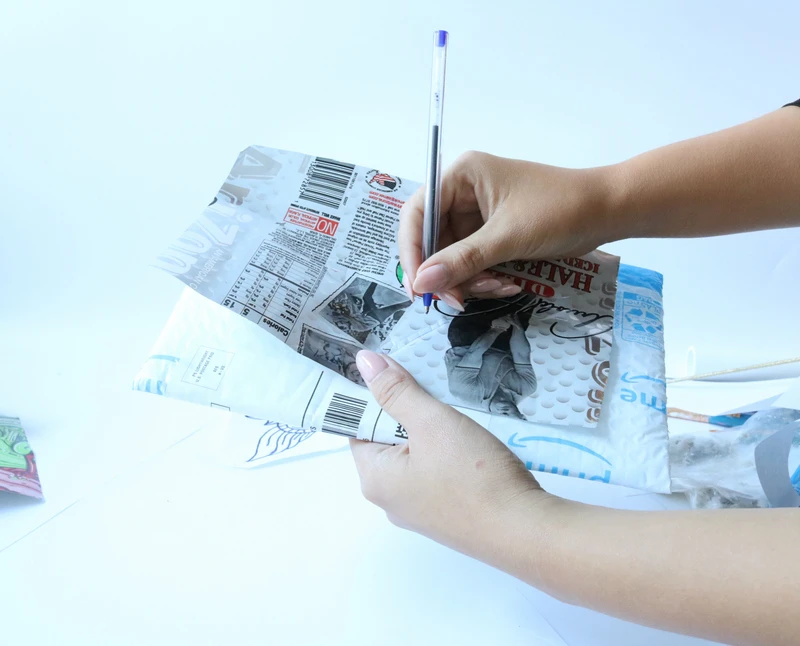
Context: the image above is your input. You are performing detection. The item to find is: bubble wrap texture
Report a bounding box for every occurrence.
[384,265,671,493]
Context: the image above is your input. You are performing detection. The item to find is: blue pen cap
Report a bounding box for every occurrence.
[436,30,448,47]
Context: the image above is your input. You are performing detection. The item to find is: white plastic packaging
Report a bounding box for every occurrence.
[670,408,800,508]
[135,264,671,492]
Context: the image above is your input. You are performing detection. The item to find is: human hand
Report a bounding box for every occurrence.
[349,350,549,562]
[399,151,618,304]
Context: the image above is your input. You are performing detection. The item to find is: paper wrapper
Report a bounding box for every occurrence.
[0,416,43,499]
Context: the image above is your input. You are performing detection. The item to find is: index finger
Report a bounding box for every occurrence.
[399,154,484,290]
[398,186,425,291]
[398,161,469,288]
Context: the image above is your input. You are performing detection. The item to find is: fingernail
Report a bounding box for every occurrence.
[414,264,448,293]
[356,350,389,383]
[402,274,415,303]
[495,284,522,297]
[469,278,503,294]
[439,291,465,312]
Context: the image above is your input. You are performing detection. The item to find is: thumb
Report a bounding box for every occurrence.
[412,223,512,294]
[355,350,456,441]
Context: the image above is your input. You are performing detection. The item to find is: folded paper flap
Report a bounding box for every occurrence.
[772,376,800,411]
[666,379,798,417]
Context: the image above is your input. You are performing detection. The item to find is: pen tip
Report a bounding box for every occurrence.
[425,306,430,314]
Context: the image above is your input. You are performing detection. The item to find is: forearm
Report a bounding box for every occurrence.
[498,494,800,646]
[604,106,800,241]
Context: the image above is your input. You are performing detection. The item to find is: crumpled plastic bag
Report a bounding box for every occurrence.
[670,408,800,508]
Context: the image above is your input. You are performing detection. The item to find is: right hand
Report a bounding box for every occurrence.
[399,151,619,303]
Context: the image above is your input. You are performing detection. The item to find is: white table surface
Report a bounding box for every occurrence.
[3,2,799,644]
[0,334,722,646]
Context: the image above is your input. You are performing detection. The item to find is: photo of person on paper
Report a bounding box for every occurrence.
[299,326,366,387]
[444,296,537,419]
[321,277,409,350]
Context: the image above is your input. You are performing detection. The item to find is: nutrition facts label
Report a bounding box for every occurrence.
[222,241,323,339]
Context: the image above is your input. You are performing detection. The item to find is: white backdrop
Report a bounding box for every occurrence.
[2,0,799,376]
[2,2,799,644]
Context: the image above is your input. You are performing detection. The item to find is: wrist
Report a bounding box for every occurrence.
[485,488,568,591]
[591,161,647,244]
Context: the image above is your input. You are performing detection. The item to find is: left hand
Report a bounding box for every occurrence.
[349,350,548,560]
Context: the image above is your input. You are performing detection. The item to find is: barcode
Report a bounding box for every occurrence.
[322,393,367,437]
[298,157,355,210]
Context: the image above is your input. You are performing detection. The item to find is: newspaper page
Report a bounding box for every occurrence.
[134,262,672,492]
[385,255,618,426]
[154,146,619,441]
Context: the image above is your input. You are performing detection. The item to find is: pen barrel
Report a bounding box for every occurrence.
[422,30,447,263]
[422,123,441,260]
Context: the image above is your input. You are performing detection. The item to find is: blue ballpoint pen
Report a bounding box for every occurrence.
[422,30,448,313]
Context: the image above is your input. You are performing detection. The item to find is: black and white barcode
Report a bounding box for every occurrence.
[322,393,367,437]
[298,157,355,210]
